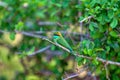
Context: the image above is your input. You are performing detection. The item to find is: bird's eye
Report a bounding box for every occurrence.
[54,32,61,36]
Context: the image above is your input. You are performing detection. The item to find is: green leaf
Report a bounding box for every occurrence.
[104,15,111,22]
[83,59,87,64]
[75,57,83,65]
[93,59,99,65]
[89,0,96,7]
[83,48,88,54]
[95,6,100,11]
[51,45,55,51]
[117,39,120,43]
[89,23,94,31]
[15,21,24,31]
[112,43,120,52]
[62,0,69,8]
[90,31,102,39]
[55,3,62,7]
[89,22,98,31]
[9,32,15,40]
[79,16,84,21]
[95,6,100,13]
[100,0,107,5]
[108,10,114,19]
[110,18,118,28]
[95,48,104,52]
[96,12,107,25]
[105,46,110,52]
[109,31,118,38]
[27,47,35,55]
[19,51,26,58]
[51,10,58,17]
[87,49,93,55]
[36,11,45,18]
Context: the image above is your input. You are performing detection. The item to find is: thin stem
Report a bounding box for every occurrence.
[0,30,120,66]
[105,63,110,80]
[79,16,93,23]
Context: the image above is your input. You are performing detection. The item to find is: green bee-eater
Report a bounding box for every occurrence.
[53,32,73,52]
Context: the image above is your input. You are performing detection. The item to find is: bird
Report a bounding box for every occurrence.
[53,32,73,52]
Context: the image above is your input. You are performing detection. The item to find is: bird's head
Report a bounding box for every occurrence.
[53,32,62,39]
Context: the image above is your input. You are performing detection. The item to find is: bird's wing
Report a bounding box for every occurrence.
[57,36,72,51]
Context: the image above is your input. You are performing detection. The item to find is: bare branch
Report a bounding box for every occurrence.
[38,21,56,26]
[79,16,93,23]
[63,67,88,80]
[17,31,120,66]
[37,21,64,27]
[32,30,75,34]
[105,63,110,80]
[75,53,120,66]
[0,30,120,66]
[28,45,51,56]
[63,74,79,80]
[96,57,120,66]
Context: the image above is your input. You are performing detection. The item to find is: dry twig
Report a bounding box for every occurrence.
[63,67,88,80]
[79,16,93,23]
[105,63,110,80]
[0,30,120,66]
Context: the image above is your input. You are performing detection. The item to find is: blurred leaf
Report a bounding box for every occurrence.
[100,0,108,5]
[95,48,104,52]
[89,22,94,31]
[0,46,9,63]
[92,59,99,65]
[15,21,24,31]
[89,0,96,7]
[51,45,55,51]
[110,18,118,28]
[90,31,103,39]
[109,31,118,38]
[26,75,39,80]
[9,32,15,40]
[49,59,57,67]
[112,43,120,52]
[62,0,69,8]
[83,59,87,64]
[94,6,100,13]
[27,46,35,55]
[83,48,88,54]
[1,0,120,79]
[105,46,110,52]
[108,10,114,19]
[87,49,93,55]
[75,57,83,65]
[35,11,45,18]
[89,22,98,31]
[79,16,84,21]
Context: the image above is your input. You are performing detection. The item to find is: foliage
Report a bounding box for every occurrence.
[0,0,120,80]
[78,0,120,79]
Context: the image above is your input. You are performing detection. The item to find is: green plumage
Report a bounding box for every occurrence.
[53,32,72,51]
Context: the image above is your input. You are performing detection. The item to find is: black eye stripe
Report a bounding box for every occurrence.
[54,34,59,36]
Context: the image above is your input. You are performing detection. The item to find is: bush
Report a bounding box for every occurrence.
[0,0,120,80]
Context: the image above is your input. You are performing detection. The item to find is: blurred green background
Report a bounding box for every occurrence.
[0,0,120,80]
